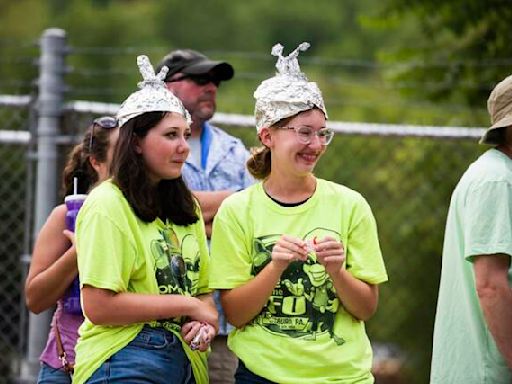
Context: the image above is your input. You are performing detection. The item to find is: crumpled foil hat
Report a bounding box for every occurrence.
[117,55,191,127]
[254,42,327,132]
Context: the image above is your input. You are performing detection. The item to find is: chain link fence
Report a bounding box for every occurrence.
[0,97,33,383]
[0,29,489,384]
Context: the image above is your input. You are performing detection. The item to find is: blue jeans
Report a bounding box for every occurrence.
[86,325,195,384]
[235,360,276,384]
[37,362,72,384]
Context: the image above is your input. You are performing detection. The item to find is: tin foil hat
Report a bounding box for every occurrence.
[117,55,191,127]
[254,42,327,132]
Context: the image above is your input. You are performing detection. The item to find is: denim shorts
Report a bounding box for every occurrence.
[235,360,276,384]
[86,325,195,384]
[37,362,72,384]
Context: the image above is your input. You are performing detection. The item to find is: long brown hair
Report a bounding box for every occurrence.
[111,111,198,225]
[61,120,113,197]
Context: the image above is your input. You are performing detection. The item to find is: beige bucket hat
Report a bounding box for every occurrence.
[481,74,512,145]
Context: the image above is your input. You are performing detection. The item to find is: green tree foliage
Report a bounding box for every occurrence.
[377,0,512,107]
[0,0,491,125]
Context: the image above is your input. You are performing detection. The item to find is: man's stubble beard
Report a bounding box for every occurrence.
[194,102,216,122]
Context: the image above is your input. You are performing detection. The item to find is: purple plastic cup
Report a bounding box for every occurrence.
[64,194,87,232]
[63,193,87,315]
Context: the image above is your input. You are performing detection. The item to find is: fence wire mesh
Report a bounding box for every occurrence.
[0,98,485,383]
[0,102,32,383]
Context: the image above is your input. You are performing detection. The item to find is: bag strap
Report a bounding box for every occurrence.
[54,318,74,373]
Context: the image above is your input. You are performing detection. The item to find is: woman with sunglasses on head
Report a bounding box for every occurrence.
[25,116,118,383]
[209,43,388,384]
[72,56,217,384]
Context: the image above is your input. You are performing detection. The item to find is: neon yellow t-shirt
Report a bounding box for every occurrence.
[210,179,388,384]
[73,180,211,384]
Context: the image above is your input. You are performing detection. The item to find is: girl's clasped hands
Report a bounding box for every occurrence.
[181,321,216,352]
[271,235,346,275]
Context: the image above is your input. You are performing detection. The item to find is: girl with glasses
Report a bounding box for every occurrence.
[25,116,119,384]
[209,43,388,384]
[72,56,217,384]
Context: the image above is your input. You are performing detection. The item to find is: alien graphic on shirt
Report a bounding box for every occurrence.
[251,228,345,345]
[151,226,201,296]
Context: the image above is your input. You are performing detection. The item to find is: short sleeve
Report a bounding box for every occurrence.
[346,197,388,284]
[209,202,253,289]
[76,205,136,293]
[464,181,512,260]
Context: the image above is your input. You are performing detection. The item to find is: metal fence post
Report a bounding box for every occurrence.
[18,28,67,383]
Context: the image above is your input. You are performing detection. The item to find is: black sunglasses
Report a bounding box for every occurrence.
[167,74,220,87]
[88,116,117,153]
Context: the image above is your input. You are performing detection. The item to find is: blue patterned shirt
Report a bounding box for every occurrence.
[182,122,254,334]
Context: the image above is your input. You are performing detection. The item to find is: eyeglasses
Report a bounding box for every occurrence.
[88,116,117,153]
[166,74,220,87]
[281,126,335,145]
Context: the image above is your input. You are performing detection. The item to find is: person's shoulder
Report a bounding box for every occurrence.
[317,178,365,202]
[46,203,67,228]
[208,124,230,137]
[51,203,67,219]
[317,180,377,225]
[215,185,261,228]
[462,149,512,186]
[220,183,259,210]
[209,124,245,145]
[85,180,125,212]
[227,183,257,202]
[88,179,116,198]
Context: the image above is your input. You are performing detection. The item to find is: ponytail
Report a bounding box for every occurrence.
[247,146,271,180]
[61,142,98,197]
[60,120,112,198]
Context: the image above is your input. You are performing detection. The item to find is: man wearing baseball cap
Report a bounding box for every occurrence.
[157,49,253,384]
[431,75,512,383]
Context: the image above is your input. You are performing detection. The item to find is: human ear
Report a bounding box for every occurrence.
[88,156,102,174]
[133,135,143,154]
[259,127,273,147]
